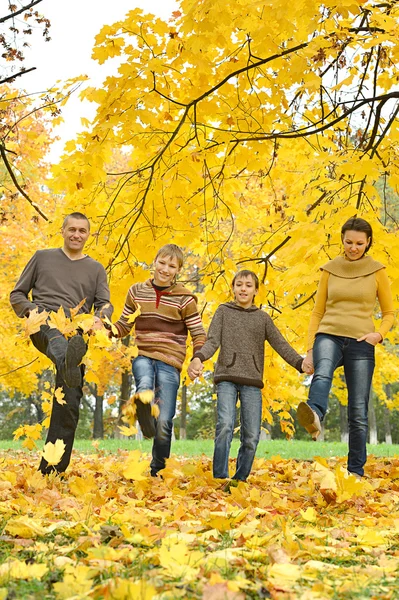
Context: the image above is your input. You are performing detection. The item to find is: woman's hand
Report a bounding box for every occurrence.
[302,350,314,374]
[357,332,383,346]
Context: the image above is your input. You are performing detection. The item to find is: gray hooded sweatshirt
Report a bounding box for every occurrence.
[194,302,303,388]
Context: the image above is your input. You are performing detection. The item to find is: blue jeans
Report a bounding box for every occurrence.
[132,356,180,475]
[308,334,375,477]
[213,381,262,481]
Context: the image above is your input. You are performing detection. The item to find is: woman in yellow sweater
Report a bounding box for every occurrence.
[297,217,394,477]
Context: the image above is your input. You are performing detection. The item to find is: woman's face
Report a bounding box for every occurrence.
[342,230,370,261]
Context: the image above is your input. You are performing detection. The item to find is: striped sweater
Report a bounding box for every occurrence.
[113,279,206,371]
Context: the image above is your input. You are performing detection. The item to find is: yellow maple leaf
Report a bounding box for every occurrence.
[23,308,49,337]
[54,387,66,405]
[41,439,66,466]
[69,298,87,318]
[72,313,95,333]
[47,306,75,336]
[122,449,150,481]
[118,424,138,437]
[102,314,118,335]
[127,306,141,324]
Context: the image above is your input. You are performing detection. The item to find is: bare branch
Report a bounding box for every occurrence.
[0,357,38,378]
[0,67,36,85]
[0,0,43,24]
[0,144,49,221]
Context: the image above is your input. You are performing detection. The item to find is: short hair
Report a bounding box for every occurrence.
[341,217,372,252]
[62,212,90,230]
[155,244,184,268]
[232,269,259,290]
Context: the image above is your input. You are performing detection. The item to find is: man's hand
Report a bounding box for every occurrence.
[188,357,204,380]
[89,316,104,334]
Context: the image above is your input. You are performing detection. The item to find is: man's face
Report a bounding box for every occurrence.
[62,217,90,254]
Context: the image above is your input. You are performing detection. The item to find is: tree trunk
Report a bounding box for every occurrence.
[339,402,348,443]
[383,384,392,444]
[383,406,392,445]
[93,384,104,439]
[368,389,378,444]
[115,337,132,439]
[259,427,271,441]
[180,383,187,440]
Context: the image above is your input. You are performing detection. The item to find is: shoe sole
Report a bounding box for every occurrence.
[135,398,156,438]
[297,402,321,440]
[65,335,86,388]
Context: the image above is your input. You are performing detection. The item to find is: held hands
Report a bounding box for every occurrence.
[301,351,314,375]
[357,332,383,346]
[188,357,204,380]
[89,316,104,334]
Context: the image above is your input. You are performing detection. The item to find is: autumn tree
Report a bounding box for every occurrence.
[47,0,399,431]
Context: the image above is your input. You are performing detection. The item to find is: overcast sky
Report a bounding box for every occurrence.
[18,0,178,159]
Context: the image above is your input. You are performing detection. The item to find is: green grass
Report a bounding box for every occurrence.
[2,438,399,459]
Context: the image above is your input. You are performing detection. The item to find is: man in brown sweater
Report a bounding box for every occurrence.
[10,212,113,474]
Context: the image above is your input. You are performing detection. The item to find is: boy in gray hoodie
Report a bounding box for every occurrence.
[188,270,309,483]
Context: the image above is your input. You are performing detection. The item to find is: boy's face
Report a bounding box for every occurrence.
[153,254,181,286]
[233,275,257,309]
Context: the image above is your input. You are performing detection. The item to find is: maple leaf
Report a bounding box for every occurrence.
[41,439,66,466]
[69,298,87,318]
[127,306,141,324]
[102,314,118,335]
[118,424,138,437]
[47,306,75,336]
[22,308,49,337]
[122,449,150,480]
[54,387,66,405]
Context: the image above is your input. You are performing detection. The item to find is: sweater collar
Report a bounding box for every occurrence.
[321,255,385,278]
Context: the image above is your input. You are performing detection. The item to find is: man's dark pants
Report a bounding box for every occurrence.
[30,324,85,474]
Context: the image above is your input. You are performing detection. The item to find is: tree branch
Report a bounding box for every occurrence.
[0,357,38,378]
[0,67,36,85]
[0,144,49,221]
[0,0,43,24]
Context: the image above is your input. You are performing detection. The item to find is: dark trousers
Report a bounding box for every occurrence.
[30,325,85,474]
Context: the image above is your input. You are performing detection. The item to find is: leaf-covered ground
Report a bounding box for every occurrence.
[1,450,399,599]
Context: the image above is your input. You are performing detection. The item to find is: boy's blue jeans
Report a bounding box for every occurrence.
[132,356,180,476]
[308,333,375,477]
[213,381,262,481]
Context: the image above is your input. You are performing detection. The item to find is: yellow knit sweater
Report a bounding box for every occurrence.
[307,255,394,350]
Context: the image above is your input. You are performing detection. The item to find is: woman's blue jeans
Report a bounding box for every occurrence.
[213,381,262,481]
[308,334,375,477]
[132,356,180,476]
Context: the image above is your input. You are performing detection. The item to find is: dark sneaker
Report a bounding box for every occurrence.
[135,396,156,438]
[297,402,322,440]
[64,335,86,388]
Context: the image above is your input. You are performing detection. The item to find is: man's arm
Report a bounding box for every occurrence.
[9,253,39,317]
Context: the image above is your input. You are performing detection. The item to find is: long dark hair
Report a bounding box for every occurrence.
[341,217,373,252]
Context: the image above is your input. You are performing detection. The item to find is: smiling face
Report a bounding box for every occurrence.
[233,275,258,308]
[342,229,370,261]
[61,217,90,258]
[153,253,181,286]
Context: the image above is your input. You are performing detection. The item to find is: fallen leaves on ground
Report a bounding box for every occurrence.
[1,451,399,599]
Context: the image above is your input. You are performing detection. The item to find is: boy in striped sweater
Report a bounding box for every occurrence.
[112,244,206,476]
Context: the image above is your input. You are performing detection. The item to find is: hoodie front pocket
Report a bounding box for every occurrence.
[225,353,237,368]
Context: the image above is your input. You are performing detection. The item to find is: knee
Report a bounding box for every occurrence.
[155,419,173,442]
[216,421,234,439]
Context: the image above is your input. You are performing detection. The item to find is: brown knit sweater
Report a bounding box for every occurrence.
[194,302,304,388]
[10,248,113,319]
[113,279,206,371]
